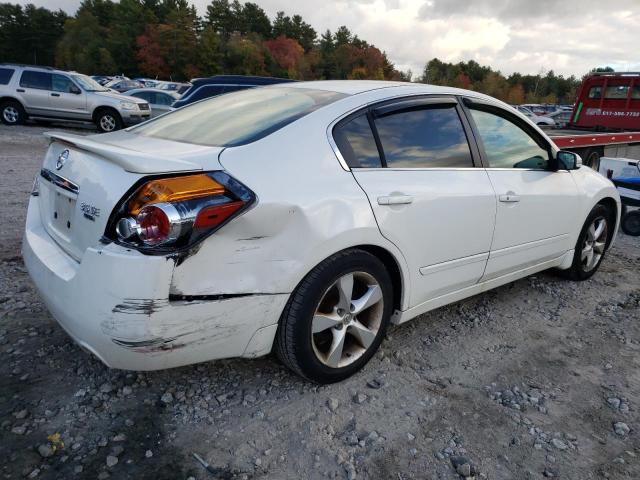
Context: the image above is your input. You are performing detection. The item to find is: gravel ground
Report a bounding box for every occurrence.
[1,124,639,480]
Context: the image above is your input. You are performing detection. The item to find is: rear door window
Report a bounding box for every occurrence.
[0,68,14,85]
[155,93,174,106]
[333,114,382,168]
[373,104,474,168]
[20,71,52,90]
[131,91,153,103]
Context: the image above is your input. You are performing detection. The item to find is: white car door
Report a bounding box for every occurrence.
[463,99,580,280]
[334,96,497,308]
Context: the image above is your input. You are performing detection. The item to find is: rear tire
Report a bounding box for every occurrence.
[275,249,393,384]
[621,211,640,236]
[1,100,26,125]
[564,204,611,280]
[94,108,123,133]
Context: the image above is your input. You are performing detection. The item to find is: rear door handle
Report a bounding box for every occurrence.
[51,93,60,97]
[377,195,414,205]
[499,193,520,203]
[16,88,25,93]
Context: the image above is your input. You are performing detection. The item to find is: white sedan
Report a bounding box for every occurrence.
[23,81,620,383]
[515,105,556,126]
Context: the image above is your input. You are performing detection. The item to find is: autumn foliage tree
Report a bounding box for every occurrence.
[264,35,304,78]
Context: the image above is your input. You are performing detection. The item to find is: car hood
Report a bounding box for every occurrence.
[92,90,148,104]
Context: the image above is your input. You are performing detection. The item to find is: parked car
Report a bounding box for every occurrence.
[91,75,112,86]
[515,105,556,126]
[549,109,572,128]
[172,75,294,108]
[0,64,150,132]
[521,103,560,116]
[133,78,159,88]
[23,81,620,383]
[125,88,179,117]
[157,81,191,94]
[105,78,144,93]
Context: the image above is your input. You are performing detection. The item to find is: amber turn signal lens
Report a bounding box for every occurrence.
[128,174,225,215]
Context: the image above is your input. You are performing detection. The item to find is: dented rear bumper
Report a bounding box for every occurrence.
[22,196,287,370]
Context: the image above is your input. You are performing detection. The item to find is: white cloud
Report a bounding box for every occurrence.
[16,0,640,77]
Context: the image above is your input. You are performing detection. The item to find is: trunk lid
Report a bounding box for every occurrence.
[37,131,224,261]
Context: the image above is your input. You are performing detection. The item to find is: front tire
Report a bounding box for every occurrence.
[95,108,123,133]
[1,100,26,125]
[275,249,393,384]
[564,204,611,280]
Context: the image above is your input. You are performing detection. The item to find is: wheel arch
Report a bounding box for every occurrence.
[596,196,619,248]
[0,96,23,106]
[92,105,120,122]
[353,244,405,314]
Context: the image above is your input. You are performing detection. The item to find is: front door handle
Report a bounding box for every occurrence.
[499,193,520,203]
[377,195,414,205]
[51,92,60,97]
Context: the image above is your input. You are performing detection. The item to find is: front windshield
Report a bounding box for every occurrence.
[131,86,347,147]
[72,74,108,92]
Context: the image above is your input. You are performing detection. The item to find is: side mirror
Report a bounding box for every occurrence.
[70,85,81,95]
[556,150,581,170]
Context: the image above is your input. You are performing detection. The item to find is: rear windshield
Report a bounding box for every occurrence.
[132,86,347,147]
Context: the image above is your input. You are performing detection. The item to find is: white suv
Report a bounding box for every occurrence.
[0,64,150,132]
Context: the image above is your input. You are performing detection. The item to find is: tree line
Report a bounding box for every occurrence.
[0,0,406,82]
[0,0,589,104]
[419,58,582,105]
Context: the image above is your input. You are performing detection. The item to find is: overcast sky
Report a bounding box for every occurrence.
[18,0,640,78]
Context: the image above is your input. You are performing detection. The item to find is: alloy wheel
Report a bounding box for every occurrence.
[3,106,18,123]
[311,271,384,368]
[100,114,116,132]
[581,216,607,272]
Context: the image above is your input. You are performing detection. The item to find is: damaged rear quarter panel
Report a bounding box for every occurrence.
[169,100,410,304]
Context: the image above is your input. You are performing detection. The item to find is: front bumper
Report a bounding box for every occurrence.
[22,196,287,371]
[122,111,151,126]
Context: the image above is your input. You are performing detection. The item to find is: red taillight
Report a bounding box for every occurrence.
[137,205,171,245]
[111,171,255,252]
[194,201,244,229]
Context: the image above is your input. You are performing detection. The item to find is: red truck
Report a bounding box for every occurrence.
[547,72,640,169]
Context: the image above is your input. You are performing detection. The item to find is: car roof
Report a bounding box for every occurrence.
[126,88,180,96]
[189,75,294,87]
[0,63,79,76]
[275,80,498,98]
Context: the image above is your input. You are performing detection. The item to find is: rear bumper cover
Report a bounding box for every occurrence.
[22,196,287,370]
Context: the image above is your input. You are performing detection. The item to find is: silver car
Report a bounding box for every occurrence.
[0,64,150,132]
[124,88,180,117]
